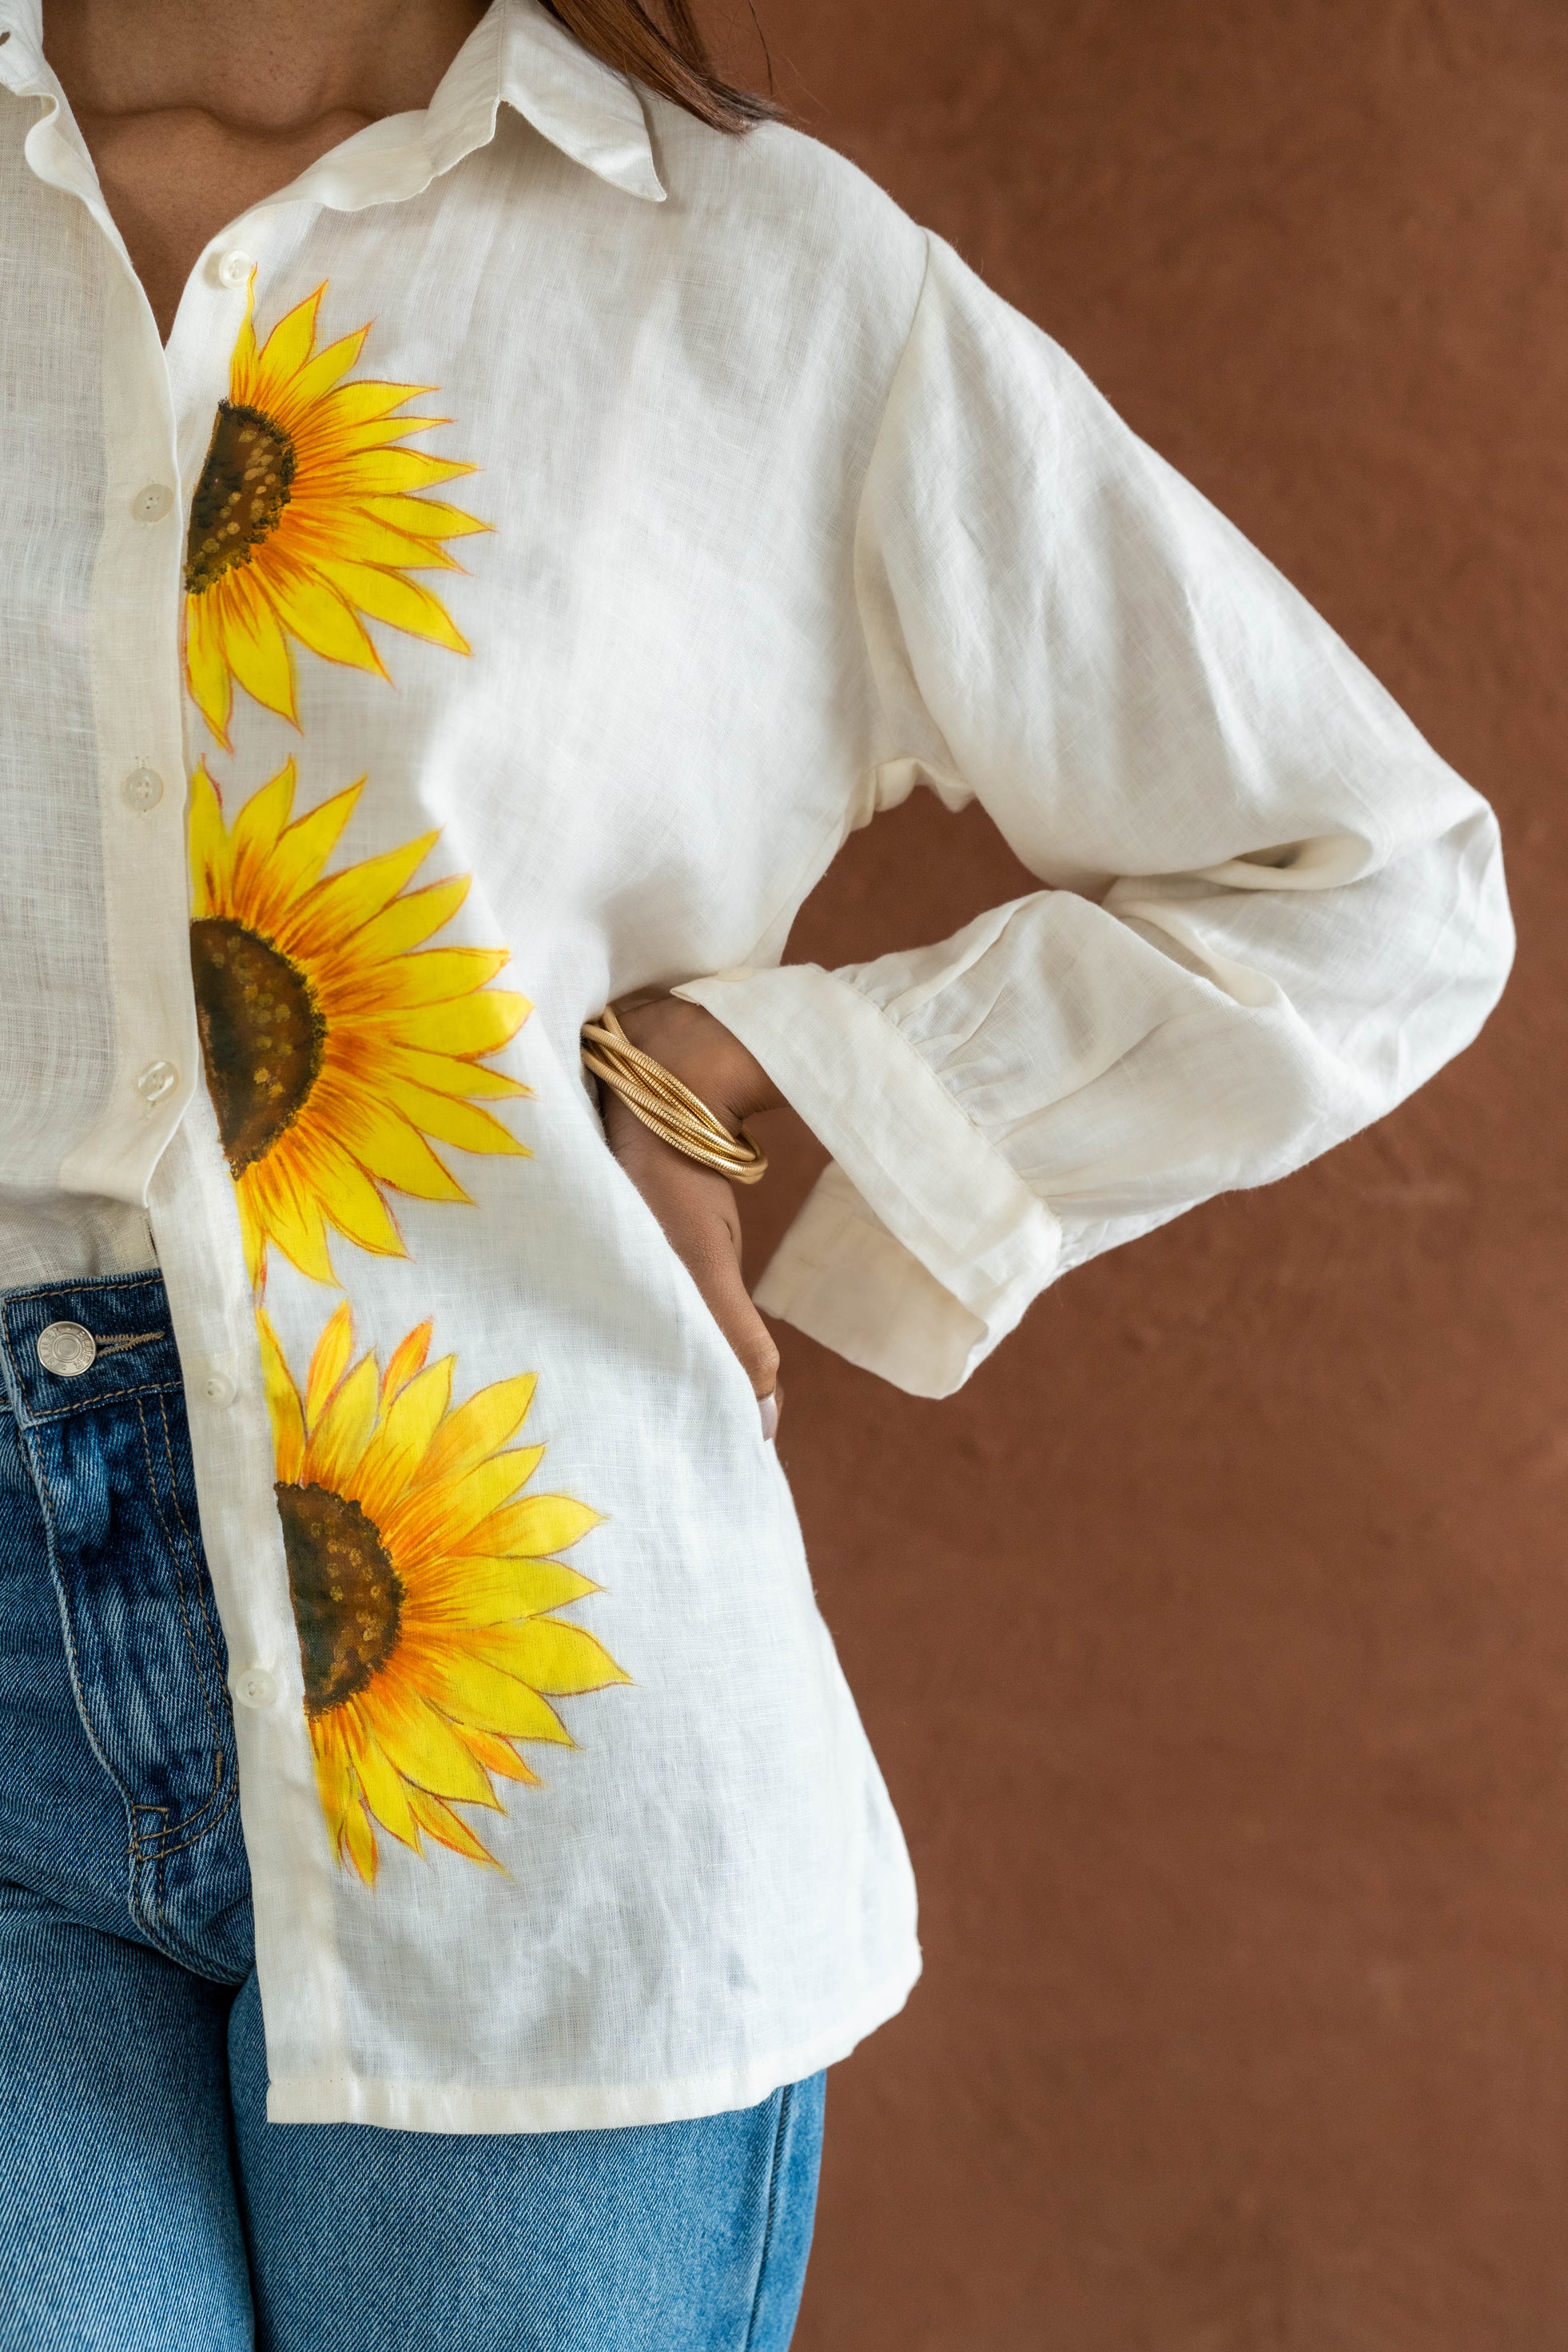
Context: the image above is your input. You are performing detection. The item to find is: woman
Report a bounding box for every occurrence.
[0,0,1511,2345]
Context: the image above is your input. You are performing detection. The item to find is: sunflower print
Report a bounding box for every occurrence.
[259,1303,630,1885]
[184,279,488,746]
[189,759,531,1289]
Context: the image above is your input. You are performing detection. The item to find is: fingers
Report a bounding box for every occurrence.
[602,1096,781,1411]
[696,1236,780,1399]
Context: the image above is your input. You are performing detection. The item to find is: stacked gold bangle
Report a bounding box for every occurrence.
[582,1005,769,1185]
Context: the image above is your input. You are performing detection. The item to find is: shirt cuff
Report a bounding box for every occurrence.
[672,964,1061,1398]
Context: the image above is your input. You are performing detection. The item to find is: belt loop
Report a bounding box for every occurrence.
[0,1296,22,1427]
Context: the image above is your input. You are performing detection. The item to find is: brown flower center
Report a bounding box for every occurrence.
[277,1482,406,1717]
[189,916,325,1174]
[185,401,296,594]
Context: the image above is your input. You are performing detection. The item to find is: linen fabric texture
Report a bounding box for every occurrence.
[0,0,1510,2132]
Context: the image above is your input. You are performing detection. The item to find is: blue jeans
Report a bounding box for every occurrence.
[0,1272,823,2351]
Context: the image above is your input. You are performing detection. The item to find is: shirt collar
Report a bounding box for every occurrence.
[493,0,664,202]
[0,0,665,207]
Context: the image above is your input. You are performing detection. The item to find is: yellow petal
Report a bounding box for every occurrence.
[285,502,456,573]
[376,992,529,1058]
[476,1619,631,1697]
[357,491,489,541]
[412,1373,536,1493]
[404,1789,500,1866]
[225,284,261,402]
[326,560,471,654]
[380,1319,432,1410]
[304,1300,356,1428]
[353,874,470,961]
[252,284,326,398]
[185,762,230,917]
[413,1646,574,1744]
[381,1045,530,1102]
[368,1677,499,1805]
[328,1089,471,1205]
[465,1493,603,1560]
[355,946,512,1010]
[412,1557,600,1625]
[264,547,387,675]
[271,318,371,419]
[263,779,364,904]
[309,1716,355,1838]
[296,1131,407,1259]
[345,1721,423,1851]
[444,1439,550,1533]
[341,1799,379,1885]
[382,1447,539,1556]
[299,832,439,940]
[379,1077,527,1158]
[312,378,437,432]
[242,1152,338,1287]
[219,571,300,726]
[229,760,298,877]
[460,1728,541,1785]
[432,1451,546,1546]
[237,1192,269,1292]
[253,1307,305,1482]
[324,449,477,495]
[302,1350,378,1490]
[184,590,234,746]
[354,1355,454,1514]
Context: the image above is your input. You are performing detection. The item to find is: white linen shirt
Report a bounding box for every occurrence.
[0,0,1510,2131]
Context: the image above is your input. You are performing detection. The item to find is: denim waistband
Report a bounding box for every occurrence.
[0,1270,183,1429]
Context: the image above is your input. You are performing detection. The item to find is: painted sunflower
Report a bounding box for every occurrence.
[189,759,531,1288]
[184,279,487,745]
[259,1303,629,1885]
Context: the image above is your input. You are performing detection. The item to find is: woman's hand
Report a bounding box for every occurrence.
[599,997,785,1431]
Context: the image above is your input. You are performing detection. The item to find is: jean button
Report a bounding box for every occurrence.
[37,1322,97,1377]
[233,1666,277,1710]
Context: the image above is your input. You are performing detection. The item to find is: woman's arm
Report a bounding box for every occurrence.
[599,997,784,1411]
[666,233,1512,1399]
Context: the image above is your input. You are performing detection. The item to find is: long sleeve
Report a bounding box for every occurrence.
[676,233,1513,1399]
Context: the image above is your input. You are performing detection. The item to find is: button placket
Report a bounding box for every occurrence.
[79,261,196,1192]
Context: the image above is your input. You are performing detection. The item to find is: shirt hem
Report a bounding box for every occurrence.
[264,1947,922,2133]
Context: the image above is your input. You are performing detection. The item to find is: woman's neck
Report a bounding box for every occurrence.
[43,0,489,338]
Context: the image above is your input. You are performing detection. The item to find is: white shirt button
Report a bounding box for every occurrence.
[136,1059,179,1104]
[232,1666,277,1711]
[200,1368,237,1407]
[130,483,174,523]
[215,249,254,289]
[120,764,164,813]
[37,1321,98,1378]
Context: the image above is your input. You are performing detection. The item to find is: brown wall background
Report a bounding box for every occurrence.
[708,2,1567,2346]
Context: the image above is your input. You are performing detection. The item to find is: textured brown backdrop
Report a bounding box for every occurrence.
[709,3,1561,2346]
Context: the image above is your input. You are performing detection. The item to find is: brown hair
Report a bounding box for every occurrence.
[539,0,783,135]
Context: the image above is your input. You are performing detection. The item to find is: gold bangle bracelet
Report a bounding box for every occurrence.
[582,1005,769,1185]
